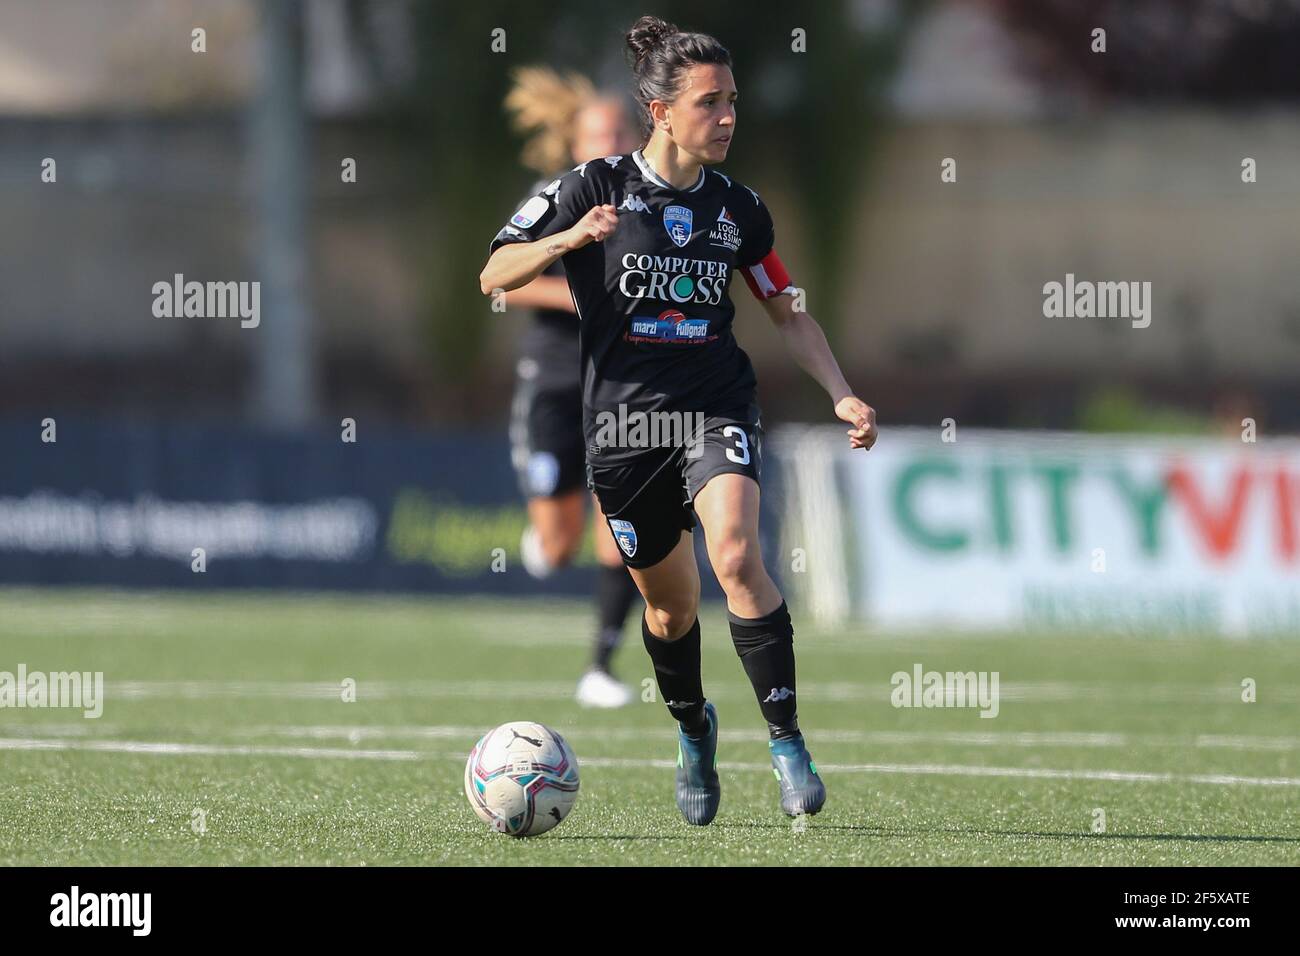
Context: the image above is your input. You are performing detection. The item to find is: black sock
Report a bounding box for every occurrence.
[642,613,708,737]
[728,600,800,740]
[592,627,621,674]
[593,564,640,672]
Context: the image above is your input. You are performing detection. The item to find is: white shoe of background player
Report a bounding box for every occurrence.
[520,525,554,580]
[575,668,633,709]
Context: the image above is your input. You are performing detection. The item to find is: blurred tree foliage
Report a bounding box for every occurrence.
[388,0,919,390]
[1078,386,1214,435]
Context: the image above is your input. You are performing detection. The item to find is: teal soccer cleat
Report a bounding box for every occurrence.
[769,734,826,817]
[675,701,721,825]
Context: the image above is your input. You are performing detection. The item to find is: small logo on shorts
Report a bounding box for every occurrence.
[609,519,638,558]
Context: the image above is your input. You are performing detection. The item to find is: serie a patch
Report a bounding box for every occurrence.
[510,195,550,229]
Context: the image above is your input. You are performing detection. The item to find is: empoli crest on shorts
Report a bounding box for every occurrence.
[663,205,693,248]
[609,519,638,557]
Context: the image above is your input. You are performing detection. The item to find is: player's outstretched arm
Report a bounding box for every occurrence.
[505,276,578,313]
[479,204,619,296]
[760,292,878,451]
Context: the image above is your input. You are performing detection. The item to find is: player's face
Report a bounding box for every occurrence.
[572,100,635,165]
[665,63,737,165]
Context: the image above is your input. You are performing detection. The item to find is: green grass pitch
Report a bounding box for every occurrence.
[1,588,1298,866]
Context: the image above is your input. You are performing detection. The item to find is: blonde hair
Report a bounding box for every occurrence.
[504,67,597,174]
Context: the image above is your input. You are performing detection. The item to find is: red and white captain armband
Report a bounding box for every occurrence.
[741,249,797,301]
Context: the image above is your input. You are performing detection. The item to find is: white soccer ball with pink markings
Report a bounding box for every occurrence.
[464,721,580,837]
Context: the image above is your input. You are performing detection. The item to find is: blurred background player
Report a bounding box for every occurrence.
[502,67,641,708]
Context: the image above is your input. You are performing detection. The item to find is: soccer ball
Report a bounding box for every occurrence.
[463,721,580,837]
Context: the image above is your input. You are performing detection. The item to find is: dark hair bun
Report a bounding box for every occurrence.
[626,15,680,69]
[624,16,732,139]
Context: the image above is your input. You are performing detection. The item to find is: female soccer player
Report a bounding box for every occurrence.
[501,68,642,708]
[480,17,877,824]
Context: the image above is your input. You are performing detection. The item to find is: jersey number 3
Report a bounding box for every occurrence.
[723,425,751,465]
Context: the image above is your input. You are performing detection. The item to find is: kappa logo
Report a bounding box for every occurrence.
[609,518,638,557]
[603,155,623,167]
[762,687,794,703]
[663,205,693,247]
[543,178,562,202]
[620,193,651,214]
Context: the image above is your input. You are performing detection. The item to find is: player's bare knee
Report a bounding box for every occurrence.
[645,601,696,641]
[712,536,762,591]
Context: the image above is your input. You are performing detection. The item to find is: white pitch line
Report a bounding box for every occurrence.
[15,722,1300,754]
[3,736,1299,787]
[765,761,1300,788]
[0,737,419,761]
[1195,734,1300,751]
[232,724,1300,753]
[92,679,1300,704]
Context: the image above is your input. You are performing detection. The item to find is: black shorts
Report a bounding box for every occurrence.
[510,360,586,499]
[586,404,763,569]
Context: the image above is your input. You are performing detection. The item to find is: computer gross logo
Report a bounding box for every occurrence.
[618,253,729,305]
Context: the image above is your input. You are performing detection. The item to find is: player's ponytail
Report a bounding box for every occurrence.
[504,67,597,175]
[625,16,732,139]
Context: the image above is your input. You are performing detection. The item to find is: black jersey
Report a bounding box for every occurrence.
[516,177,580,390]
[489,149,778,466]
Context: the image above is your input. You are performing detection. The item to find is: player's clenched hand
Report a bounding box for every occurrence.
[835,396,877,450]
[563,204,619,251]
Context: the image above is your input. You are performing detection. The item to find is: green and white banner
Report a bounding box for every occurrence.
[778,427,1300,636]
